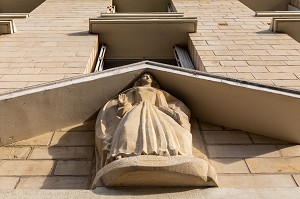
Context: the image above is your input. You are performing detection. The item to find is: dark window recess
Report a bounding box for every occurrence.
[94,45,194,71]
[103,59,177,70]
[239,0,298,11]
[0,0,45,13]
[89,17,197,72]
[112,0,175,13]
[174,45,195,70]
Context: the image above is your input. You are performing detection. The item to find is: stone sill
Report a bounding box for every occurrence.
[1,188,300,198]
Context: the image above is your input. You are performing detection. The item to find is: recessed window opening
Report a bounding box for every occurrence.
[95,45,106,71]
[94,45,192,72]
[239,0,297,12]
[167,4,174,12]
[0,0,43,35]
[270,17,300,43]
[102,59,178,70]
[0,19,17,35]
[174,46,195,70]
[0,0,45,13]
[89,18,197,72]
[100,13,184,18]
[111,0,176,13]
[289,0,300,10]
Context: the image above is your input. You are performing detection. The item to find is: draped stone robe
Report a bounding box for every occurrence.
[95,86,192,169]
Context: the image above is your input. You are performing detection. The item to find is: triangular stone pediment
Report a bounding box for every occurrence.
[0,61,300,145]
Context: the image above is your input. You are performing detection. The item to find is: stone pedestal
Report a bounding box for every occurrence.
[92,155,217,188]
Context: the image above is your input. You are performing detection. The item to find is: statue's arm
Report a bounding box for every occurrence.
[117,93,133,117]
[158,92,190,130]
[158,106,182,124]
[171,103,191,131]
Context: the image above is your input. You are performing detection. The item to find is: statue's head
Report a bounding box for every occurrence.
[134,73,160,88]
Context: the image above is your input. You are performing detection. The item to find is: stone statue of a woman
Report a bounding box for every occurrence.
[93,73,217,187]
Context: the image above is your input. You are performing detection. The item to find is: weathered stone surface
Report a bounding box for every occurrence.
[249,133,290,144]
[58,122,95,132]
[0,0,99,95]
[92,156,217,188]
[191,119,207,159]
[0,147,31,159]
[210,158,249,174]
[29,147,94,160]
[218,174,297,188]
[93,74,217,187]
[2,188,300,198]
[96,74,193,168]
[293,175,300,186]
[0,177,19,189]
[199,122,223,130]
[1,0,300,192]
[17,177,88,189]
[54,161,91,176]
[203,131,251,144]
[277,145,300,157]
[11,133,53,146]
[50,131,94,146]
[207,145,281,158]
[0,160,54,176]
[246,158,300,173]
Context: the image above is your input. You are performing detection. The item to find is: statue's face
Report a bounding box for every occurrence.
[140,74,153,85]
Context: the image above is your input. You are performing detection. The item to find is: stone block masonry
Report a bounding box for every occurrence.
[0,0,101,94]
[0,120,299,189]
[174,0,300,91]
[1,0,300,93]
[0,0,300,191]
[0,123,95,190]
[199,121,300,188]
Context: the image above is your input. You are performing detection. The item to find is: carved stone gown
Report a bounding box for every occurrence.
[97,86,193,167]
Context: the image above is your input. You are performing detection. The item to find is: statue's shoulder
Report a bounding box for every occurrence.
[126,86,159,93]
[120,86,179,103]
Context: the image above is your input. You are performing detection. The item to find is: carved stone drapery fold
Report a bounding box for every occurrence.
[92,73,218,188]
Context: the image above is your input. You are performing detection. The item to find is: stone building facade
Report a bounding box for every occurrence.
[0,0,300,198]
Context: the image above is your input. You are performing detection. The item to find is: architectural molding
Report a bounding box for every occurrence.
[1,61,300,145]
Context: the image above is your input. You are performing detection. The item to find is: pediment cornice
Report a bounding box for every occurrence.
[0,61,299,145]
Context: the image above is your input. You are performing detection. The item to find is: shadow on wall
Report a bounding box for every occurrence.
[40,121,96,189]
[0,0,45,13]
[239,0,290,11]
[91,187,199,196]
[198,121,300,189]
[68,31,91,37]
[32,119,295,190]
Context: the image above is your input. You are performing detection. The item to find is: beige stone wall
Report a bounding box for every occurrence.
[238,0,290,11]
[0,0,45,13]
[0,121,299,189]
[0,0,300,191]
[0,122,95,189]
[174,0,300,90]
[199,122,300,188]
[1,0,300,93]
[0,0,100,94]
